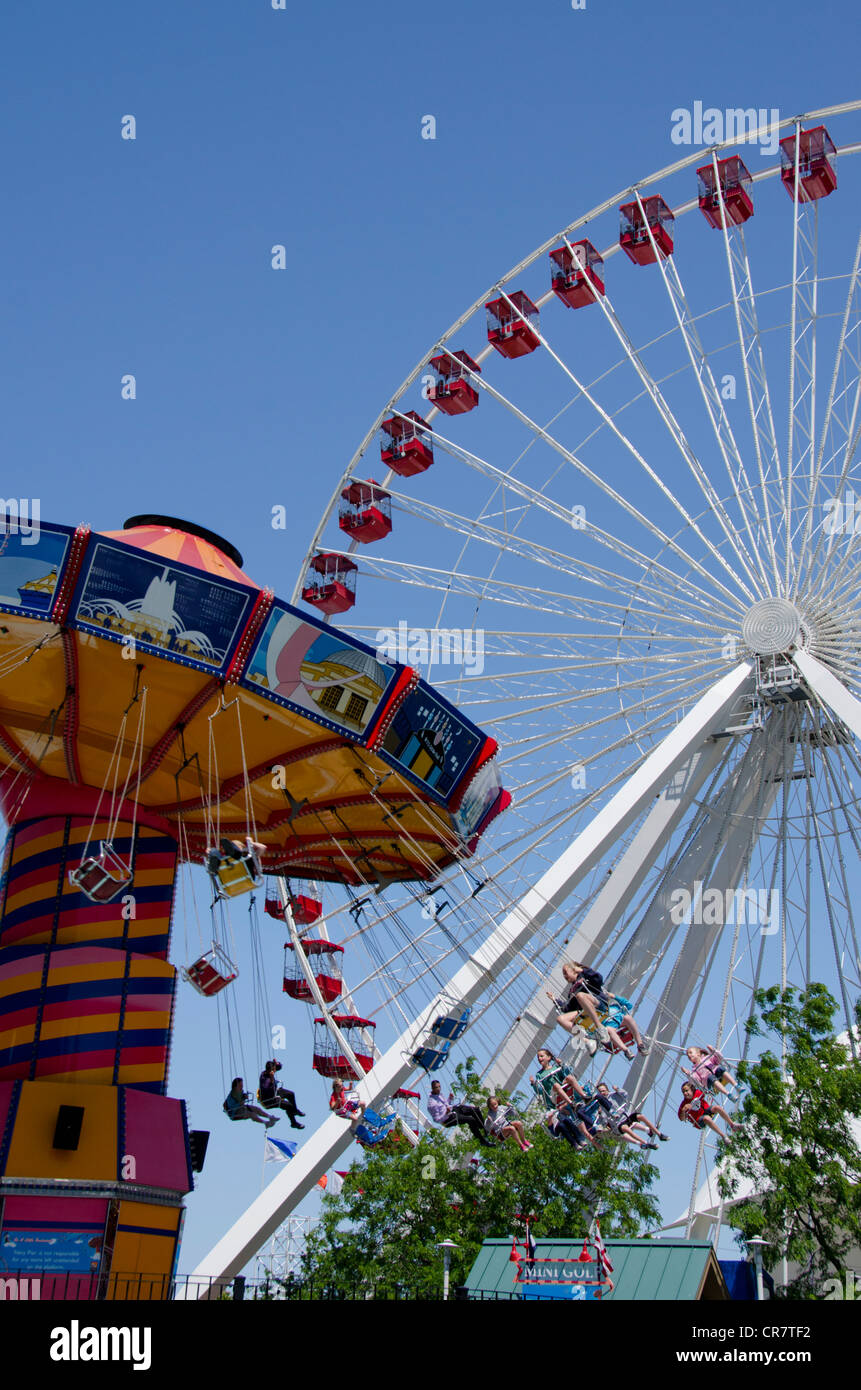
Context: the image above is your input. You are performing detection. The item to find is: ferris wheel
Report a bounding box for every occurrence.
[193,100,861,1286]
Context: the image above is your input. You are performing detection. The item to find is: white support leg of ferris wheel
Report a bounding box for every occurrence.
[186,660,754,1294]
[624,728,786,1109]
[486,736,730,1092]
[793,649,861,742]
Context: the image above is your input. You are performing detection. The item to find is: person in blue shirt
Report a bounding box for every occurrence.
[224,1077,279,1127]
[603,993,648,1058]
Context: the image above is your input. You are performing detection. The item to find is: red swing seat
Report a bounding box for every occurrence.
[183,945,238,997]
[69,842,133,903]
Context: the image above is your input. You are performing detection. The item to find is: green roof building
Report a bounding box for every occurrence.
[465,1238,730,1301]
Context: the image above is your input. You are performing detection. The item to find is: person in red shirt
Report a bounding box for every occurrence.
[678,1081,741,1140]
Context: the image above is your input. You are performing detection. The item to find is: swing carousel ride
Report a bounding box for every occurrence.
[3,99,861,1299]
[0,513,506,1296]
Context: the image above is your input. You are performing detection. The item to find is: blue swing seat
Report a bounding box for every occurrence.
[354,1108,397,1146]
[430,1006,472,1041]
[412,1040,451,1072]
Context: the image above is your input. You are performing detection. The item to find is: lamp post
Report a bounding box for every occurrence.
[435,1240,459,1301]
[746,1237,769,1300]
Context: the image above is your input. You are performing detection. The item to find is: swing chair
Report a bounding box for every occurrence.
[202,697,265,901]
[176,796,240,999]
[69,841,134,903]
[574,1007,634,1053]
[205,837,264,900]
[353,1107,400,1150]
[412,1003,472,1071]
[68,679,147,904]
[182,942,238,997]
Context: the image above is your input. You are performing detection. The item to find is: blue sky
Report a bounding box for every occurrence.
[2,1,860,1276]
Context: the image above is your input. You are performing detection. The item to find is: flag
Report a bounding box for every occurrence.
[509,1236,521,1264]
[316,1170,344,1196]
[316,1175,327,1191]
[592,1217,614,1275]
[265,1136,298,1163]
[525,1223,536,1266]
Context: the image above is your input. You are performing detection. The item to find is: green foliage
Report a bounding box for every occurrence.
[718,984,861,1298]
[300,1060,660,1297]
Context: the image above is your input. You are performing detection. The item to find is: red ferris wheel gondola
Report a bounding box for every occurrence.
[780,124,837,202]
[312,1015,375,1078]
[301,552,358,615]
[619,195,674,264]
[485,290,540,358]
[426,350,481,415]
[338,479,392,544]
[696,155,754,228]
[379,411,434,477]
[549,239,605,309]
[283,939,344,1004]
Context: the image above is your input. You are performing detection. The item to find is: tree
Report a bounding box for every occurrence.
[300,1062,660,1297]
[718,984,861,1298]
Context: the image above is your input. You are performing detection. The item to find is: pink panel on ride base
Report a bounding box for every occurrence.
[122,1091,193,1192]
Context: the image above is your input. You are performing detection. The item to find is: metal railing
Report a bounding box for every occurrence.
[0,1270,453,1301]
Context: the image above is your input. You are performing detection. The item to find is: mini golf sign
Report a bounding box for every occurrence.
[516,1257,607,1300]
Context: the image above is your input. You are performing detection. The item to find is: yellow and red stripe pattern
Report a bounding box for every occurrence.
[0,815,178,1093]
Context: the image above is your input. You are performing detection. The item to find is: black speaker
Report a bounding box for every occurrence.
[53,1105,85,1151]
[188,1129,210,1173]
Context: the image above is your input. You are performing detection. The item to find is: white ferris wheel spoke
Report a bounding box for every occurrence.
[390,403,745,614]
[387,488,739,629]
[498,669,728,767]
[556,222,768,600]
[477,297,759,607]
[333,550,735,634]
[786,125,821,592]
[712,185,785,596]
[629,190,769,597]
[487,655,730,729]
[795,229,861,595]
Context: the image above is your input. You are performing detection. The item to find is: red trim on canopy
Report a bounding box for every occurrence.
[314,1015,375,1029]
[51,525,91,625]
[61,629,82,786]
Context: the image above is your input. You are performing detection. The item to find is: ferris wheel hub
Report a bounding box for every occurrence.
[742,598,804,656]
